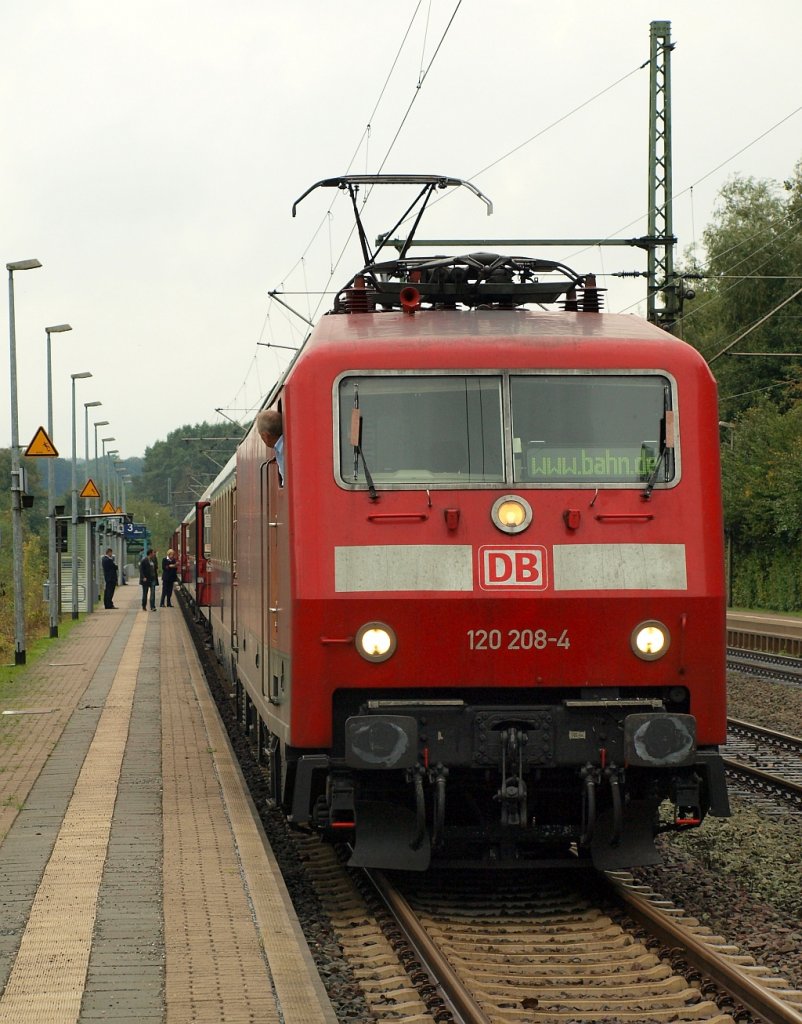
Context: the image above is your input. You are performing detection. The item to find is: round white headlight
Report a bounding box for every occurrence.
[491,494,533,534]
[631,620,670,661]
[356,622,397,662]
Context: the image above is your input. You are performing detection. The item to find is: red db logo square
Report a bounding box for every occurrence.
[478,546,548,590]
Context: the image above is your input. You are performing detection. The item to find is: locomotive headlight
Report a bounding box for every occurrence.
[356,622,397,662]
[491,495,533,534]
[631,620,670,661]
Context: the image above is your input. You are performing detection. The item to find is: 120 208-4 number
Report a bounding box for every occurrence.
[467,628,571,651]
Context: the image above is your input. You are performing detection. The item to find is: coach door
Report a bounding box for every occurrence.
[260,459,281,704]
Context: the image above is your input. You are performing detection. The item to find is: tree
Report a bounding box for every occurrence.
[0,449,48,659]
[722,400,802,548]
[682,160,802,420]
[134,421,245,517]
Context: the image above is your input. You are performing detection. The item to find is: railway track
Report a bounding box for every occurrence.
[727,611,802,683]
[286,828,802,1024]
[724,719,802,808]
[727,648,802,685]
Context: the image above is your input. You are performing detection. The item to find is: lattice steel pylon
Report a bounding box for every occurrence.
[647,20,679,333]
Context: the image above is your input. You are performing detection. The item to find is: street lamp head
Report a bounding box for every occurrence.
[7,259,42,272]
[102,436,115,443]
[46,323,72,335]
[71,371,92,380]
[84,400,102,409]
[94,420,110,429]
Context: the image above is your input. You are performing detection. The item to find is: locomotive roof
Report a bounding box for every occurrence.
[303,308,699,362]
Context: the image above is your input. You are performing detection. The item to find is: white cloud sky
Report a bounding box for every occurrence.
[2,0,800,460]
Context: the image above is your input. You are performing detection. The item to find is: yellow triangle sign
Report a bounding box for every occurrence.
[26,426,59,457]
[101,500,116,514]
[80,479,101,499]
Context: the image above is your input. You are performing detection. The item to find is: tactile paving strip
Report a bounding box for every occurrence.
[0,614,146,1024]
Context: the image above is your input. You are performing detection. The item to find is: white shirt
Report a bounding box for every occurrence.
[274,434,285,483]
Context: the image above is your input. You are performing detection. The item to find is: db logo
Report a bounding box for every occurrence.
[478,546,548,590]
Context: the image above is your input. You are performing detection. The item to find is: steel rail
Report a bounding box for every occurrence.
[728,718,802,750]
[365,869,493,1024]
[606,873,802,1024]
[723,757,802,800]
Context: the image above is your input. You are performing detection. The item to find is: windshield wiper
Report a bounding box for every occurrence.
[350,388,378,501]
[642,397,675,500]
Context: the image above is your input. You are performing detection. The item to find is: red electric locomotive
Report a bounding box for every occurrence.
[206,176,730,870]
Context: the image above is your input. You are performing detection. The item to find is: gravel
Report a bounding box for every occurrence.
[632,670,802,992]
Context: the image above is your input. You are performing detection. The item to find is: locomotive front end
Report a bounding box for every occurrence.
[286,303,730,872]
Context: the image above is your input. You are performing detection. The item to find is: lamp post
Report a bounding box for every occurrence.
[7,258,42,665]
[100,435,115,586]
[101,436,115,500]
[83,401,102,513]
[71,371,92,619]
[93,419,109,511]
[82,400,102,607]
[45,323,72,638]
[107,451,119,508]
[114,463,127,509]
[92,420,110,597]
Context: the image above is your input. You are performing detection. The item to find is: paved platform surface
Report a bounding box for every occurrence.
[0,585,337,1023]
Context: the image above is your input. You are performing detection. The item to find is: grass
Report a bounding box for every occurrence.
[0,615,83,702]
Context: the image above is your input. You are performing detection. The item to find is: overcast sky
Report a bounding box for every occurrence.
[2,1,800,463]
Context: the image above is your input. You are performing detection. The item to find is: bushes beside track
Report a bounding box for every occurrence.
[730,544,802,612]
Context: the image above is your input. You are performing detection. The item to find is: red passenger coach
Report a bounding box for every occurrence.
[208,176,730,871]
[179,498,212,617]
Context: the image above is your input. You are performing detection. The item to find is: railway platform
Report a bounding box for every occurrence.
[0,584,337,1023]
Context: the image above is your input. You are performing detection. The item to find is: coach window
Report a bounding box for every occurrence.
[510,374,675,486]
[338,375,504,486]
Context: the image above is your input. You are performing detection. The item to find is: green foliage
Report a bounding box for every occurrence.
[681,156,802,612]
[731,546,802,611]
[0,480,49,663]
[684,159,802,419]
[134,420,244,518]
[124,497,177,559]
[0,449,46,539]
[722,400,802,546]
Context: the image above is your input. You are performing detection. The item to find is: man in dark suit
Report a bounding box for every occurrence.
[102,548,118,609]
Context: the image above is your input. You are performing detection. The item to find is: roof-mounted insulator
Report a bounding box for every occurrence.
[581,274,602,312]
[342,276,376,314]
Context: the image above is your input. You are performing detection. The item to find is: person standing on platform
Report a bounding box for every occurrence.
[149,550,160,608]
[102,548,118,609]
[139,548,158,610]
[160,548,177,607]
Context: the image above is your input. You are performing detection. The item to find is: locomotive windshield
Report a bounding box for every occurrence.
[510,374,673,484]
[339,375,504,483]
[337,373,674,488]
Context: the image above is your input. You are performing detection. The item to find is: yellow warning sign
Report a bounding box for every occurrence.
[80,479,100,499]
[100,500,116,514]
[25,426,58,457]
[116,506,123,514]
